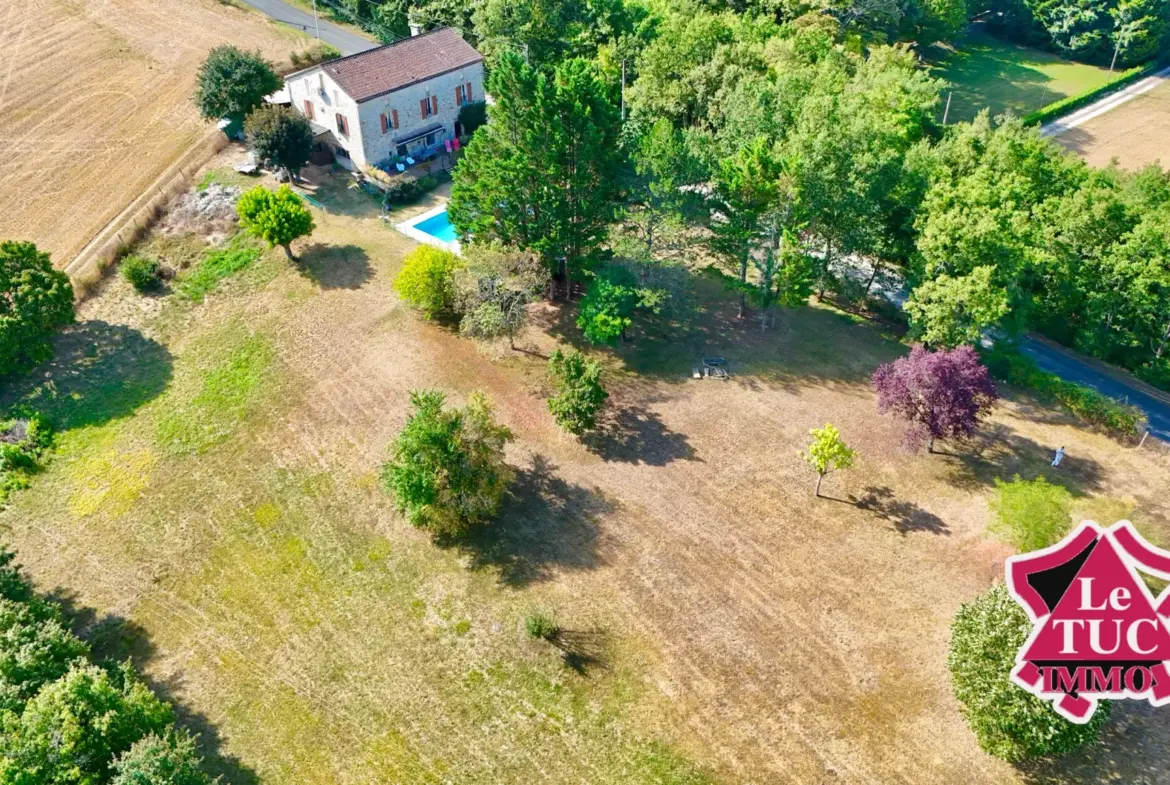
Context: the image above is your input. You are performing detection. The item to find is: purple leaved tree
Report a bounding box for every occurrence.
[872,345,998,453]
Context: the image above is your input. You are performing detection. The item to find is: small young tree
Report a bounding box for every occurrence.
[801,424,856,497]
[949,584,1110,762]
[235,185,315,260]
[380,390,514,538]
[193,46,280,122]
[872,345,998,453]
[244,104,314,181]
[547,349,608,435]
[111,730,213,785]
[0,241,74,377]
[395,246,463,318]
[989,475,1073,552]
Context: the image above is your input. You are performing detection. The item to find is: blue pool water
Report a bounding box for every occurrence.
[414,210,458,243]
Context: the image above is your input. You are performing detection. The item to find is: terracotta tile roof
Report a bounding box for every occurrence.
[318,27,482,103]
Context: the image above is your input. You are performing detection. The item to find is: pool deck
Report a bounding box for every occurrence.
[395,202,461,254]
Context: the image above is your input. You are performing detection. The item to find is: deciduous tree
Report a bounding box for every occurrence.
[801,423,856,497]
[0,241,74,377]
[193,46,280,122]
[903,266,1011,348]
[872,345,998,452]
[111,730,213,785]
[236,186,315,260]
[380,390,514,537]
[547,349,608,435]
[244,104,314,181]
[949,584,1110,762]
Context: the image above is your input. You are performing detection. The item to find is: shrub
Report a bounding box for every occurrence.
[111,729,213,785]
[236,185,314,260]
[525,611,558,641]
[0,241,74,377]
[120,255,161,293]
[455,244,547,347]
[981,346,1146,442]
[949,584,1110,762]
[989,475,1072,552]
[383,175,439,207]
[394,246,462,318]
[0,415,54,505]
[547,349,608,435]
[289,41,341,69]
[380,390,514,538]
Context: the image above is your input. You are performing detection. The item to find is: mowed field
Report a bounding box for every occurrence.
[0,0,301,268]
[4,165,1170,785]
[1054,77,1170,170]
[928,27,1113,124]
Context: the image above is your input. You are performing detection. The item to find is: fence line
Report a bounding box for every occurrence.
[64,128,230,296]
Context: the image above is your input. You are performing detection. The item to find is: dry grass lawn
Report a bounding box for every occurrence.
[3,164,1170,784]
[0,0,303,267]
[1055,78,1170,170]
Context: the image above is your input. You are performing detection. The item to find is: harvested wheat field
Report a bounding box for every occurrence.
[0,0,303,269]
[1055,77,1170,170]
[3,167,1170,785]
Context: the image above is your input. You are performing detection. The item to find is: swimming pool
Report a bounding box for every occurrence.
[395,205,461,252]
[413,209,458,243]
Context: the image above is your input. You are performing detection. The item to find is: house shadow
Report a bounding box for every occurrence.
[295,243,373,290]
[850,485,950,536]
[451,455,613,587]
[0,320,173,430]
[1020,700,1170,785]
[582,406,700,466]
[940,424,1105,495]
[44,587,260,785]
[549,628,607,676]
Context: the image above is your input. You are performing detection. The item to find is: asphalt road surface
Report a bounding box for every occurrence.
[238,0,378,55]
[1019,338,1170,442]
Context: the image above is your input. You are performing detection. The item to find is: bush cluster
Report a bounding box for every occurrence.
[982,347,1146,442]
[120,255,161,293]
[949,584,1110,762]
[384,176,439,207]
[0,548,214,783]
[0,415,52,505]
[289,41,341,69]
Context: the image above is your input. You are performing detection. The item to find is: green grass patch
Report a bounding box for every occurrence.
[927,27,1114,123]
[197,168,260,192]
[155,332,275,455]
[177,240,262,302]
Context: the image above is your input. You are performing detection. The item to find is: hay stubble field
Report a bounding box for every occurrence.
[0,0,300,269]
[3,165,1170,784]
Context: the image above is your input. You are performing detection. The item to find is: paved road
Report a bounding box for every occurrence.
[1019,338,1170,441]
[238,0,378,56]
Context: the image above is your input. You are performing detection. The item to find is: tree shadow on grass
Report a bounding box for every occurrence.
[0,321,173,431]
[1020,700,1170,785]
[45,588,260,785]
[550,628,607,676]
[295,243,373,290]
[850,485,950,536]
[939,424,1105,495]
[451,455,613,588]
[582,405,700,466]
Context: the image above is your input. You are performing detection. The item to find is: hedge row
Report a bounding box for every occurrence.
[981,346,1147,442]
[1023,61,1161,127]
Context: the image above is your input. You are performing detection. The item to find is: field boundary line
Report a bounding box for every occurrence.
[1042,65,1170,137]
[64,127,230,293]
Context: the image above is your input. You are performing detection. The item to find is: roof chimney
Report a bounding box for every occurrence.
[409,22,422,37]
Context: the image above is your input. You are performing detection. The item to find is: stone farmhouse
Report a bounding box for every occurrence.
[285,27,484,171]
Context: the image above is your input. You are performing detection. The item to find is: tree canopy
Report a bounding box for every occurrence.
[193,46,280,122]
[0,241,74,378]
[236,186,315,260]
[244,104,314,179]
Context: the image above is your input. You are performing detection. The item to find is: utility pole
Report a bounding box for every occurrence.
[312,0,321,41]
[621,60,626,121]
[942,91,952,125]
